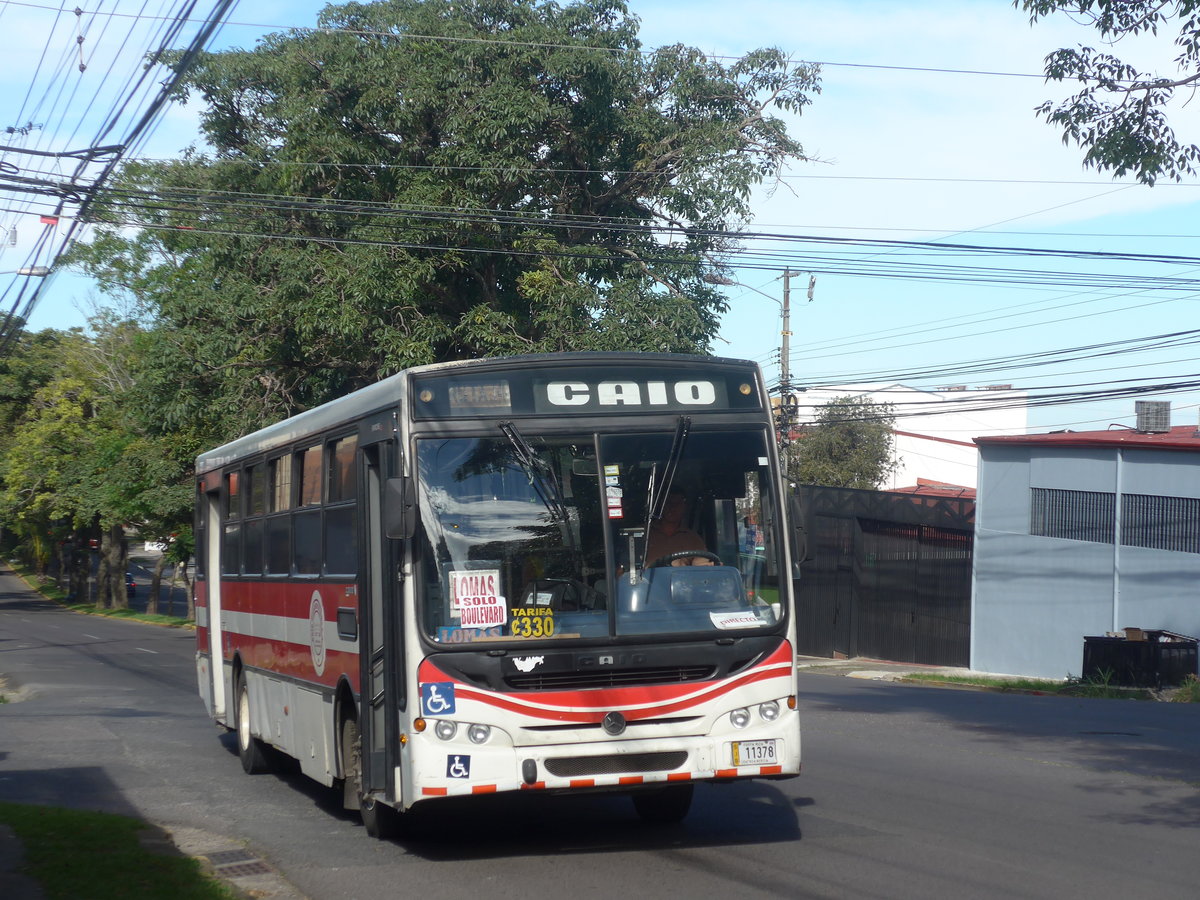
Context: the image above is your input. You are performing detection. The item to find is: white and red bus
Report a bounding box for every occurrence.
[195,352,801,836]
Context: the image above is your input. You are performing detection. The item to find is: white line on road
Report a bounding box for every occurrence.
[83,633,100,640]
[137,647,158,654]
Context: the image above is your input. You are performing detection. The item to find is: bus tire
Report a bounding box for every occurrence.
[632,784,694,824]
[341,716,397,839]
[236,675,272,775]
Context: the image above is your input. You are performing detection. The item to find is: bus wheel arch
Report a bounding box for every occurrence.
[234,663,273,774]
[334,681,359,807]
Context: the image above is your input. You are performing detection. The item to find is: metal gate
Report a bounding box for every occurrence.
[794,486,974,666]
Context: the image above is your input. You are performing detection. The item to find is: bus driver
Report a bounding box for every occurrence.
[645,491,715,567]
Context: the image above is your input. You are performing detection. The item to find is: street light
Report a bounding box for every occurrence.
[1,266,51,276]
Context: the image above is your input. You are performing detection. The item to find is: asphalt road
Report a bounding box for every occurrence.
[2,569,1198,899]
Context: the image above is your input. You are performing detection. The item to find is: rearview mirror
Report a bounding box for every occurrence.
[384,476,416,540]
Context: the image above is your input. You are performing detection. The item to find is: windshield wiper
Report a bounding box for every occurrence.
[637,415,692,570]
[499,421,569,525]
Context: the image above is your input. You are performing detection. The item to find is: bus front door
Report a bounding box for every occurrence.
[359,442,401,803]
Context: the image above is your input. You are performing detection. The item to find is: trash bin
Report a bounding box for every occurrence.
[1083,629,1199,688]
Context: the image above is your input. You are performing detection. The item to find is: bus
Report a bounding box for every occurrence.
[195,352,801,836]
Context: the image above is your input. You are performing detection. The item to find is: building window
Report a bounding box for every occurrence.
[1030,488,1115,544]
[1122,493,1200,554]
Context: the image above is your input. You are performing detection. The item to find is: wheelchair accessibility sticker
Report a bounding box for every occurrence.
[420,682,456,716]
[447,755,471,779]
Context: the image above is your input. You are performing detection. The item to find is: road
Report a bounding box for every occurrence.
[2,569,1198,899]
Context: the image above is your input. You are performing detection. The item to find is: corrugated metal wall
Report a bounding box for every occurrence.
[794,486,973,666]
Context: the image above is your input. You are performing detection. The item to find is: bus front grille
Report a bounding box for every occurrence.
[543,751,689,778]
[506,665,715,691]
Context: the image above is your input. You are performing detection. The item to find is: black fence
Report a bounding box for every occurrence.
[794,485,974,666]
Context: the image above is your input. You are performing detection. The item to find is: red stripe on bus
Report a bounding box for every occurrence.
[451,664,788,724]
[472,785,497,794]
[570,779,595,788]
[618,776,644,786]
[666,772,693,782]
[715,768,737,778]
[219,580,359,620]
[417,641,793,718]
[519,782,546,791]
[759,765,783,776]
[423,787,448,796]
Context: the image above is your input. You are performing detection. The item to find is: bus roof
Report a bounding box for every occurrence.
[194,352,761,475]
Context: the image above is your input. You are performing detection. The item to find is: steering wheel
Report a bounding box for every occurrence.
[652,550,722,568]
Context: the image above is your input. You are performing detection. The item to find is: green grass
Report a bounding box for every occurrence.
[900,671,1157,700]
[9,563,192,629]
[1171,674,1200,703]
[0,803,239,900]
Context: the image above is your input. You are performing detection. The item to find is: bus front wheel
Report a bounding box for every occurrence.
[632,784,694,824]
[340,717,397,839]
[236,676,272,775]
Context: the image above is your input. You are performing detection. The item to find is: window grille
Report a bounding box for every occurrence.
[1121,493,1200,554]
[1030,488,1115,544]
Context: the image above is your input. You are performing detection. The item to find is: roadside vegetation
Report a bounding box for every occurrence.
[0,802,238,900]
[901,670,1200,702]
[8,562,192,629]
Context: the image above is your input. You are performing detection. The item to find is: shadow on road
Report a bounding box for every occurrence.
[216,731,806,859]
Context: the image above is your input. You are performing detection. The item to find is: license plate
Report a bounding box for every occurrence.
[732,739,778,766]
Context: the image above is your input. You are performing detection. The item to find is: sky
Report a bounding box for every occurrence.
[4,0,1200,435]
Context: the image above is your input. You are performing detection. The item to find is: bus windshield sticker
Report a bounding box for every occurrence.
[710,610,768,630]
[420,683,456,716]
[605,465,623,517]
[450,569,506,628]
[437,625,504,644]
[510,608,554,639]
[447,755,471,779]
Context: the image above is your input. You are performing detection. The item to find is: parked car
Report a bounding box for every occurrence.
[126,572,136,595]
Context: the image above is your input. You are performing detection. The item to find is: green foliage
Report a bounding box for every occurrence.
[71,0,819,439]
[1019,1,1200,184]
[1170,673,1200,702]
[0,802,240,900]
[788,394,899,489]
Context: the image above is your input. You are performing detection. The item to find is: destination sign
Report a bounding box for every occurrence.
[412,363,761,419]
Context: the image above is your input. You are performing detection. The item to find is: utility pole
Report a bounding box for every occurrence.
[779,270,805,457]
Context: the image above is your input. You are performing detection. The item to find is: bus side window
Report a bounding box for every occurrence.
[222,471,241,576]
[325,435,358,575]
[294,445,322,575]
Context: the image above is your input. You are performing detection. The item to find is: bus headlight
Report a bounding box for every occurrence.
[730,707,751,729]
[468,723,491,744]
[759,700,780,722]
[434,720,457,741]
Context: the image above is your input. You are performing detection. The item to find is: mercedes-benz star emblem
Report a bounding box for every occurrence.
[602,710,626,736]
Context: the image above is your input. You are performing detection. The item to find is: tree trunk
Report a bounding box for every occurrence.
[147,553,168,615]
[66,532,89,603]
[182,558,195,621]
[99,524,128,610]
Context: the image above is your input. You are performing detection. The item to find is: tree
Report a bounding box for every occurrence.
[72,0,819,440]
[788,395,898,489]
[1020,1,1200,184]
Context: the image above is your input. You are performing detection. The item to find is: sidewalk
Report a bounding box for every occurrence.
[796,654,976,682]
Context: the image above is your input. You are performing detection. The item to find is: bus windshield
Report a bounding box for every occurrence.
[415,426,783,644]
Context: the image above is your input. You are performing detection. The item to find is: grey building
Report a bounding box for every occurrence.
[973,415,1200,679]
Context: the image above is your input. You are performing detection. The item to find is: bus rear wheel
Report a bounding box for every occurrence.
[236,676,273,775]
[632,784,694,824]
[340,716,398,839]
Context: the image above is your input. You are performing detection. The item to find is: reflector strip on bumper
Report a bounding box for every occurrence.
[419,765,785,797]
